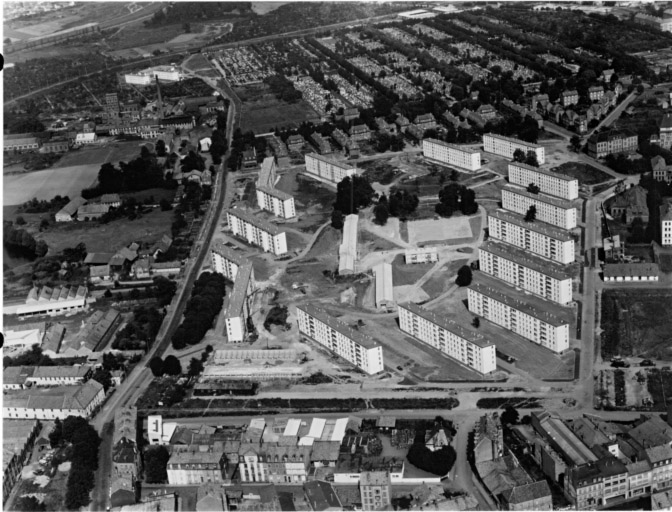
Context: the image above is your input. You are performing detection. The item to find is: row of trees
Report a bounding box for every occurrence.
[49,416,101,509]
[171,272,227,349]
[3,221,48,259]
[374,190,420,225]
[435,183,479,218]
[149,354,183,377]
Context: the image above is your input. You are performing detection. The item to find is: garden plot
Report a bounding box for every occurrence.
[596,368,652,410]
[408,217,472,245]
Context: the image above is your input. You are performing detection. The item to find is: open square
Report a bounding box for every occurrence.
[407,217,473,245]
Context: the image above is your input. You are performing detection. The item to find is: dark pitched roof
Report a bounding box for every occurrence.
[303,481,342,511]
[501,480,551,504]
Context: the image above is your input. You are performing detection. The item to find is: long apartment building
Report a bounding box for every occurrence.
[296,304,384,375]
[256,185,296,219]
[339,214,358,275]
[488,209,575,264]
[227,208,287,255]
[508,162,579,200]
[422,138,481,171]
[502,184,578,230]
[467,273,573,353]
[224,263,255,343]
[211,242,255,282]
[398,302,496,374]
[662,202,672,247]
[483,133,545,165]
[304,153,357,185]
[479,240,574,304]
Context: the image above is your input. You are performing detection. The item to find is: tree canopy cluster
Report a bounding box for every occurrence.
[3,221,47,259]
[406,443,457,476]
[19,195,70,214]
[49,416,101,510]
[113,305,165,351]
[334,175,376,215]
[144,445,170,483]
[149,355,182,377]
[4,344,54,368]
[435,183,478,217]
[145,2,249,26]
[171,272,227,349]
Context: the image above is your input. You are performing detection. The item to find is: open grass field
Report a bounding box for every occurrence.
[54,141,146,168]
[235,84,320,133]
[37,208,172,254]
[549,162,612,185]
[4,165,99,205]
[421,258,469,298]
[601,289,672,360]
[105,23,186,50]
[391,253,433,286]
[408,216,473,245]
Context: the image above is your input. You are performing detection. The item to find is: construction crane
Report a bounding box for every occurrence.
[82,82,103,107]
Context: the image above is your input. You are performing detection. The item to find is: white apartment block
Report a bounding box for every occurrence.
[662,203,672,246]
[224,263,254,343]
[397,302,497,374]
[508,162,579,200]
[502,185,578,230]
[227,208,288,255]
[422,138,481,171]
[256,186,296,219]
[3,380,105,420]
[467,273,572,353]
[304,153,357,185]
[483,133,545,165]
[487,209,575,264]
[296,304,384,375]
[339,214,358,275]
[373,262,394,310]
[211,242,254,282]
[479,240,574,305]
[404,247,439,264]
[26,366,92,387]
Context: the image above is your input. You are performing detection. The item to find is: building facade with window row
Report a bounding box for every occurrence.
[211,242,254,282]
[478,240,575,305]
[304,153,357,185]
[227,208,287,255]
[422,138,481,171]
[256,185,296,219]
[296,304,384,375]
[502,185,578,230]
[467,273,572,353]
[483,133,545,165]
[508,162,579,200]
[224,263,255,343]
[487,209,575,264]
[397,302,497,374]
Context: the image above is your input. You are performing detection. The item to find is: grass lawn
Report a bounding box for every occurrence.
[302,226,341,261]
[235,85,321,133]
[4,165,100,205]
[37,208,173,254]
[360,161,404,185]
[249,255,273,281]
[360,229,403,251]
[658,253,672,273]
[391,253,434,286]
[420,259,468,298]
[601,289,672,360]
[549,162,612,185]
[54,141,147,169]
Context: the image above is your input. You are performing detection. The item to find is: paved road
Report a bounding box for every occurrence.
[585,91,638,139]
[91,421,114,512]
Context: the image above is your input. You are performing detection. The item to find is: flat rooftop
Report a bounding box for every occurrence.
[224,263,253,318]
[503,184,579,209]
[256,184,294,202]
[480,240,577,280]
[227,208,284,236]
[297,304,380,350]
[488,209,574,242]
[469,273,575,327]
[211,242,248,267]
[509,161,579,183]
[484,133,542,149]
[424,138,480,154]
[399,302,494,348]
[305,153,356,171]
[603,262,660,278]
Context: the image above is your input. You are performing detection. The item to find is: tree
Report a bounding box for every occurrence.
[524,205,537,222]
[525,151,539,167]
[331,209,345,230]
[16,496,46,512]
[163,355,182,376]
[188,357,204,378]
[374,203,390,225]
[156,139,167,157]
[183,22,191,33]
[91,368,113,392]
[527,183,540,194]
[144,445,170,483]
[15,216,26,225]
[570,135,582,153]
[149,357,164,377]
[49,418,63,448]
[160,198,173,211]
[35,240,48,257]
[455,265,473,287]
[501,406,520,426]
[450,169,460,182]
[334,176,375,215]
[472,317,480,328]
[406,443,456,476]
[513,148,526,163]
